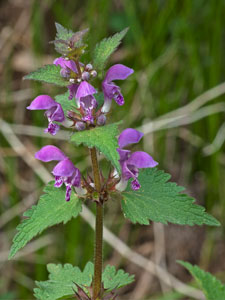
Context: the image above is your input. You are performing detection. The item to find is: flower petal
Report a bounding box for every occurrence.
[27,95,56,110]
[101,97,112,113]
[115,178,128,192]
[75,81,97,99]
[131,179,141,190]
[117,148,131,161]
[52,158,76,177]
[104,64,134,83]
[118,128,144,148]
[71,168,81,187]
[51,103,65,122]
[65,185,72,201]
[54,57,77,73]
[114,91,124,106]
[44,123,60,136]
[35,145,66,162]
[127,151,158,168]
[121,161,136,181]
[68,84,79,101]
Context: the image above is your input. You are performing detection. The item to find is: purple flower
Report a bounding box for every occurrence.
[102,64,134,113]
[27,95,65,135]
[80,95,97,123]
[69,81,97,123]
[35,145,82,201]
[54,57,97,107]
[116,128,158,191]
[75,81,97,107]
[54,57,78,78]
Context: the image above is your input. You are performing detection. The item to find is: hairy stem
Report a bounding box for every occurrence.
[90,148,103,300]
[75,60,82,77]
[93,203,103,300]
[90,148,101,193]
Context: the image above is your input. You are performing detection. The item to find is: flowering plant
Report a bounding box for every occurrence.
[8,23,221,300]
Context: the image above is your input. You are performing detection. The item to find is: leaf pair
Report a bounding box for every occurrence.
[8,166,219,260]
[34,263,134,300]
[7,122,220,259]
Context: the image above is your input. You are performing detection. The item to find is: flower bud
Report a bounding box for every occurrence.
[69,78,75,83]
[97,114,106,126]
[75,121,86,131]
[91,70,97,77]
[86,63,93,71]
[82,71,90,81]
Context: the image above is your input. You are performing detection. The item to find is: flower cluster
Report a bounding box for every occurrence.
[28,27,157,201]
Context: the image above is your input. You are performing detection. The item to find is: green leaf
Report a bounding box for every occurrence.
[93,28,128,72]
[53,24,88,55]
[55,91,77,114]
[9,182,82,259]
[121,168,220,226]
[102,265,134,291]
[95,92,105,109]
[70,122,122,173]
[34,263,133,300]
[24,65,69,86]
[55,22,74,41]
[34,262,94,300]
[178,261,225,300]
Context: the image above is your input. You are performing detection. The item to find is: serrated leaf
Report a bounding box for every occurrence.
[34,262,94,300]
[70,122,121,173]
[93,28,128,72]
[55,91,77,114]
[34,263,133,300]
[55,22,74,41]
[102,265,134,291]
[9,182,82,259]
[24,65,69,86]
[178,261,225,300]
[121,168,220,226]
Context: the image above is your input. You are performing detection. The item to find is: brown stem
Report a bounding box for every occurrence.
[90,148,103,300]
[75,60,82,77]
[93,203,103,300]
[90,148,101,193]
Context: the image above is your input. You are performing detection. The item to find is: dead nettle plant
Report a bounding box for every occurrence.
[8,24,222,300]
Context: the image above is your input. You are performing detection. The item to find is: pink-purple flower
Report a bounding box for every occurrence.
[54,57,97,123]
[27,95,65,135]
[35,145,82,201]
[54,57,78,78]
[116,128,158,191]
[102,64,134,113]
[80,95,97,123]
[54,57,97,103]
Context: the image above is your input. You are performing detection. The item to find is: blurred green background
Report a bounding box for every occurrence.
[0,0,225,299]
